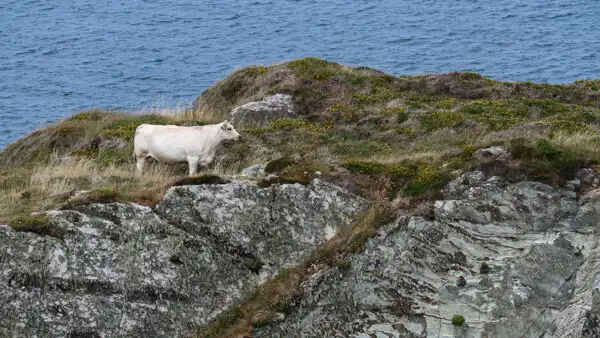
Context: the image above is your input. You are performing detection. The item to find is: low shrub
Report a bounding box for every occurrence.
[507,138,586,183]
[420,111,465,131]
[404,163,451,197]
[396,127,416,137]
[286,57,339,81]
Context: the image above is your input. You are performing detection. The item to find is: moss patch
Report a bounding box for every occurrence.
[171,175,231,187]
[9,216,63,239]
[201,306,244,338]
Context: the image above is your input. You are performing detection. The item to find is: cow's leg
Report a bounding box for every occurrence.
[136,155,147,176]
[198,155,215,172]
[187,157,199,176]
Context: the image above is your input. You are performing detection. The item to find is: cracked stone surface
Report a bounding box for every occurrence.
[254,171,600,338]
[228,94,296,127]
[0,179,367,337]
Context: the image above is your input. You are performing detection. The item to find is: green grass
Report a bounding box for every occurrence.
[507,138,585,185]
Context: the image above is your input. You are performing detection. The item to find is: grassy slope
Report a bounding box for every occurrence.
[2,57,600,335]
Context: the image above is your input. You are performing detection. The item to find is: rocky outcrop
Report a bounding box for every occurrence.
[0,179,367,337]
[6,163,600,338]
[228,94,296,128]
[254,171,600,338]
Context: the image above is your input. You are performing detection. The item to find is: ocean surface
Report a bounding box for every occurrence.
[1,0,599,149]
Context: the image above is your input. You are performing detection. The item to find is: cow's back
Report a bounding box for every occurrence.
[134,124,200,162]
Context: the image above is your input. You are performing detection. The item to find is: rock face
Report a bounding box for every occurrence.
[228,94,296,127]
[472,146,510,162]
[6,167,600,338]
[254,171,600,338]
[241,164,267,179]
[0,179,367,337]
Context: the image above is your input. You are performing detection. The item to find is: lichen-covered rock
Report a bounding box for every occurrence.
[155,179,367,280]
[228,94,296,127]
[0,180,367,337]
[254,171,600,338]
[241,164,267,179]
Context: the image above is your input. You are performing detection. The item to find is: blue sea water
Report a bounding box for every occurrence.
[0,0,599,149]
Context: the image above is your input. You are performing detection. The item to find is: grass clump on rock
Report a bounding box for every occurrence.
[60,188,132,210]
[452,315,466,326]
[9,215,63,239]
[507,138,586,185]
[170,175,230,187]
[480,262,491,274]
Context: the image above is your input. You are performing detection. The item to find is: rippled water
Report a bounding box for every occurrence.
[1,0,599,148]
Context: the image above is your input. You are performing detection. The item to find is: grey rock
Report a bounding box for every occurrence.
[472,146,510,161]
[0,224,12,232]
[577,168,597,185]
[155,179,367,279]
[99,138,127,150]
[577,168,600,189]
[241,164,266,179]
[228,94,296,127]
[566,179,581,193]
[0,180,367,337]
[254,171,600,338]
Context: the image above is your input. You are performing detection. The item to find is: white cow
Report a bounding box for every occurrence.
[133,120,242,176]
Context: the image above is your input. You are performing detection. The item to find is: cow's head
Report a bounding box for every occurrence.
[219,120,241,141]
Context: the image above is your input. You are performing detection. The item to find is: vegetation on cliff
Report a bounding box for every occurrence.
[1,57,600,336]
